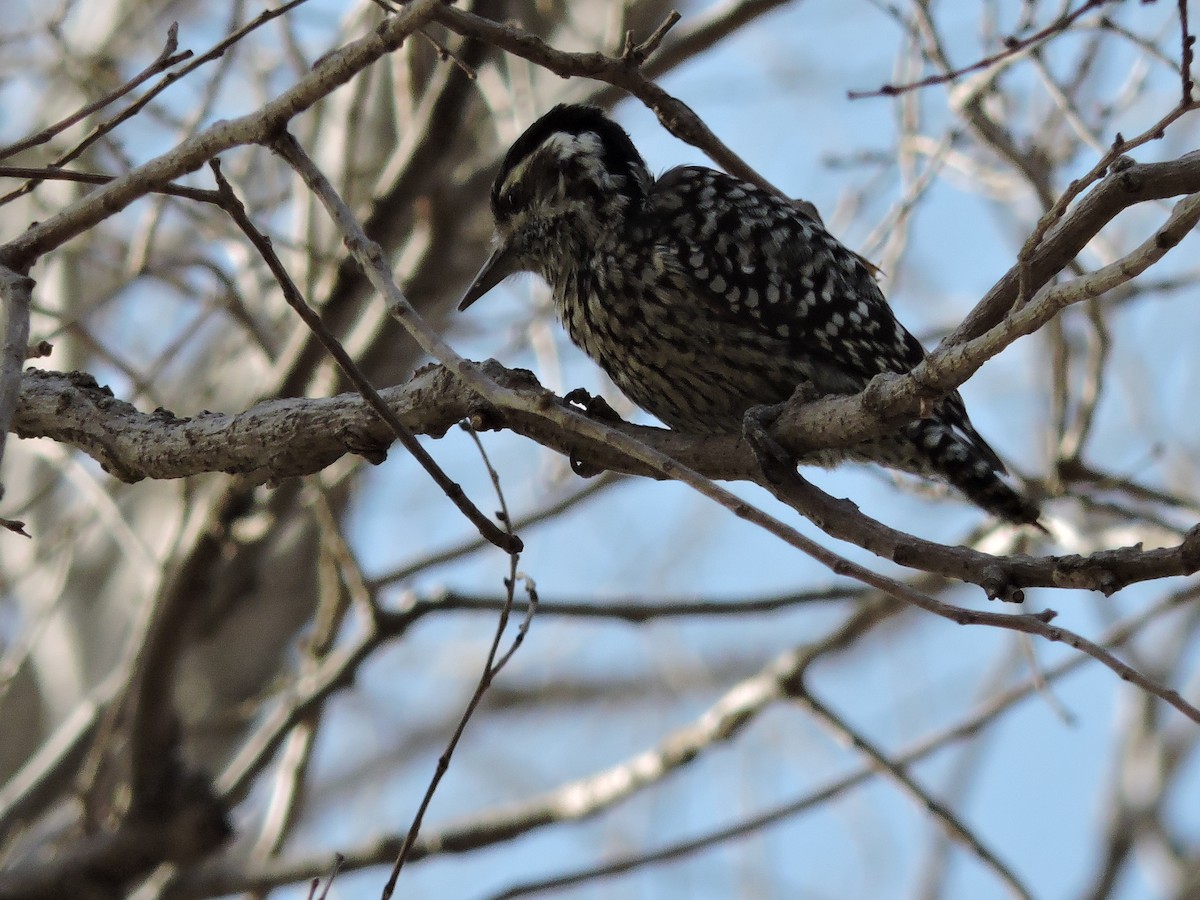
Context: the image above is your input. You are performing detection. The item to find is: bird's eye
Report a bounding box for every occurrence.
[494,185,523,223]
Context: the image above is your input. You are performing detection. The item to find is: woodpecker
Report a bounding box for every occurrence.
[458,104,1040,525]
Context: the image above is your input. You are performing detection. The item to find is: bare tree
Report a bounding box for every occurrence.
[1,1,1198,898]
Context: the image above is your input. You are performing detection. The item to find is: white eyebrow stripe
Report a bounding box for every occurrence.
[499,130,615,202]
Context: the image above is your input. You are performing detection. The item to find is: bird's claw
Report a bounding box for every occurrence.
[569,451,604,478]
[743,403,796,485]
[564,388,624,423]
[564,389,620,477]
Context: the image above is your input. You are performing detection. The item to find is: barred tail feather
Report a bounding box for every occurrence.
[903,421,1042,526]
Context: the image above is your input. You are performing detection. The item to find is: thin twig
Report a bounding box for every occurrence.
[622,11,682,65]
[0,165,223,204]
[369,472,624,589]
[417,27,478,79]
[848,0,1114,99]
[796,687,1033,899]
[382,423,529,895]
[381,584,859,626]
[209,157,520,555]
[1009,98,1199,308]
[0,23,191,162]
[431,4,783,197]
[1179,0,1195,103]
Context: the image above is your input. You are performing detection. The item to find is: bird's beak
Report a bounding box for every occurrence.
[457,241,520,311]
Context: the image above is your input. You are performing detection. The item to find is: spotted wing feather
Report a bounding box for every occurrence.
[644,166,1006,473]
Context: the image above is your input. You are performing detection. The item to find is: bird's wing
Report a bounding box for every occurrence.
[645,166,1006,472]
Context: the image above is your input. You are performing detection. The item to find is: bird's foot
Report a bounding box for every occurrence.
[743,382,823,484]
[564,388,624,423]
[565,388,623,477]
[743,402,796,485]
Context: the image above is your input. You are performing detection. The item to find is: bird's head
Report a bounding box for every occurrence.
[458,104,650,310]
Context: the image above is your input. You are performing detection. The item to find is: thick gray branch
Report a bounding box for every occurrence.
[12,365,755,484]
[14,364,1200,599]
[0,267,32,488]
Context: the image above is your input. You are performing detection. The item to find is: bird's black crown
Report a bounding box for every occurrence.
[490,104,648,222]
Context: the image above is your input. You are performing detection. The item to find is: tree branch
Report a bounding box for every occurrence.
[14,364,1200,598]
[0,267,33,494]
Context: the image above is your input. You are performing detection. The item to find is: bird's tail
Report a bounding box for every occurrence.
[899,420,1043,527]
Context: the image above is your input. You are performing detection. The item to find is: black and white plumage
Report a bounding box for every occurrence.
[459,104,1039,525]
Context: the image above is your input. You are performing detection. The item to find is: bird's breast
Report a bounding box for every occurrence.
[552,251,816,433]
